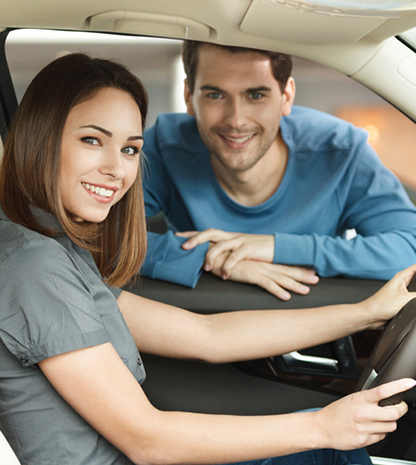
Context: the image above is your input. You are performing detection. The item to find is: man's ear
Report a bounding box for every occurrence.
[281,77,296,116]
[184,79,195,116]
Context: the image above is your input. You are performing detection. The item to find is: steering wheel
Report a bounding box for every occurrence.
[356,276,416,405]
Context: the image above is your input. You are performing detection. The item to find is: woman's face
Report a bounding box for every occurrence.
[59,87,143,223]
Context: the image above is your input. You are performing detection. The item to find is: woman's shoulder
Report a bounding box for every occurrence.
[0,217,68,271]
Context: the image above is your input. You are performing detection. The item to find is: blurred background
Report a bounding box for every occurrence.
[6,29,416,197]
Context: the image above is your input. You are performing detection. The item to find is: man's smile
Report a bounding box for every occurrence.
[221,134,255,144]
[218,132,256,149]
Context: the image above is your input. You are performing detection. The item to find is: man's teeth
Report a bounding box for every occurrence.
[82,183,114,198]
[223,134,253,143]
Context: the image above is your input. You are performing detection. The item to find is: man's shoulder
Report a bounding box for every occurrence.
[145,113,204,153]
[284,106,367,151]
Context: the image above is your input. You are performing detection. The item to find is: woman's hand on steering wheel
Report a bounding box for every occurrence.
[362,264,416,330]
[314,378,416,450]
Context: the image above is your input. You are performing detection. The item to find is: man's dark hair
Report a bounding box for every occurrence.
[182,41,293,94]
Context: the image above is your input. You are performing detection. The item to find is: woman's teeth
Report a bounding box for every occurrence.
[82,183,114,198]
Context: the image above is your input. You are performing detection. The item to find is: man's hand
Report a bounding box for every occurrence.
[314,378,415,450]
[177,229,275,278]
[210,252,319,300]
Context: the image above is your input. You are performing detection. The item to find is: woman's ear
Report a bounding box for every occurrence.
[281,77,296,116]
[184,79,195,116]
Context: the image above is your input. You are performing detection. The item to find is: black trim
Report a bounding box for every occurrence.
[0,28,18,140]
[396,33,416,54]
[0,95,7,142]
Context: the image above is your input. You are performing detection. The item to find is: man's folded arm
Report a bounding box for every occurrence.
[141,231,209,287]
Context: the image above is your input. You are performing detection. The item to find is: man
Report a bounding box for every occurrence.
[141,41,416,300]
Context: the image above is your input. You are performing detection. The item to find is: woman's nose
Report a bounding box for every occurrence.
[99,151,125,179]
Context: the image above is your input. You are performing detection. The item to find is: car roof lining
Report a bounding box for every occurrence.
[0,0,412,71]
[1,0,416,48]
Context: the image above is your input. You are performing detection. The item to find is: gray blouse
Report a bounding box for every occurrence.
[0,206,145,464]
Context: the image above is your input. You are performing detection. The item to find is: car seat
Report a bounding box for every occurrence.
[0,431,21,464]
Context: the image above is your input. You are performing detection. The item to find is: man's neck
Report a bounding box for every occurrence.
[211,135,289,207]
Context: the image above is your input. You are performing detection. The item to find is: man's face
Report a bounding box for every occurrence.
[185,44,294,174]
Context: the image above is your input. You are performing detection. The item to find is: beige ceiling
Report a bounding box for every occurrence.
[1,0,416,118]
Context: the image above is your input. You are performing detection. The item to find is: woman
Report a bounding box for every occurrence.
[0,52,414,465]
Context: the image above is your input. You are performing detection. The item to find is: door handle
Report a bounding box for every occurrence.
[281,351,339,374]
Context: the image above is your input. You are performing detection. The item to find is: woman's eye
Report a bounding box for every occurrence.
[81,136,100,146]
[121,146,139,156]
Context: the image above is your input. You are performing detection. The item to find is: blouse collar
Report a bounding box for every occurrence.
[28,205,63,232]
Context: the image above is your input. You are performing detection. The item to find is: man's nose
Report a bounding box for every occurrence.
[223,99,247,128]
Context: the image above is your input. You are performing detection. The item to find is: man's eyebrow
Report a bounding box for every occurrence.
[199,85,272,94]
[246,86,272,93]
[80,125,143,141]
[200,85,225,93]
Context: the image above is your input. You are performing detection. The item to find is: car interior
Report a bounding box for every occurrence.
[2,1,416,464]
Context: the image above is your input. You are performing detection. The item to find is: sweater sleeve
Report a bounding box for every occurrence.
[141,119,209,287]
[141,231,209,287]
[274,230,416,280]
[274,138,416,280]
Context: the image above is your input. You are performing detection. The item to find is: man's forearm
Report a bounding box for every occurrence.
[275,230,416,280]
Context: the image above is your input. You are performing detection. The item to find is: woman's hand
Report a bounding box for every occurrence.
[361,264,416,329]
[313,378,415,450]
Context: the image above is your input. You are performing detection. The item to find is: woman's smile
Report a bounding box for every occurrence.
[81,182,118,202]
[59,87,143,223]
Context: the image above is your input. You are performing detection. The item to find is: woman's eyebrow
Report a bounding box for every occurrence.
[80,125,143,141]
[80,125,112,137]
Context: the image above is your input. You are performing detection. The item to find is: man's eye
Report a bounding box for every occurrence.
[207,92,223,100]
[121,146,139,156]
[81,137,100,145]
[249,92,264,100]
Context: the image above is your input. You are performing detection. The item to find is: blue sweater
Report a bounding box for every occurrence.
[142,107,416,287]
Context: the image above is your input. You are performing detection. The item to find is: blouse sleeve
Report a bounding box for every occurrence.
[0,237,110,366]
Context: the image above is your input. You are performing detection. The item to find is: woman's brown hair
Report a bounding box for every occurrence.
[0,53,148,287]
